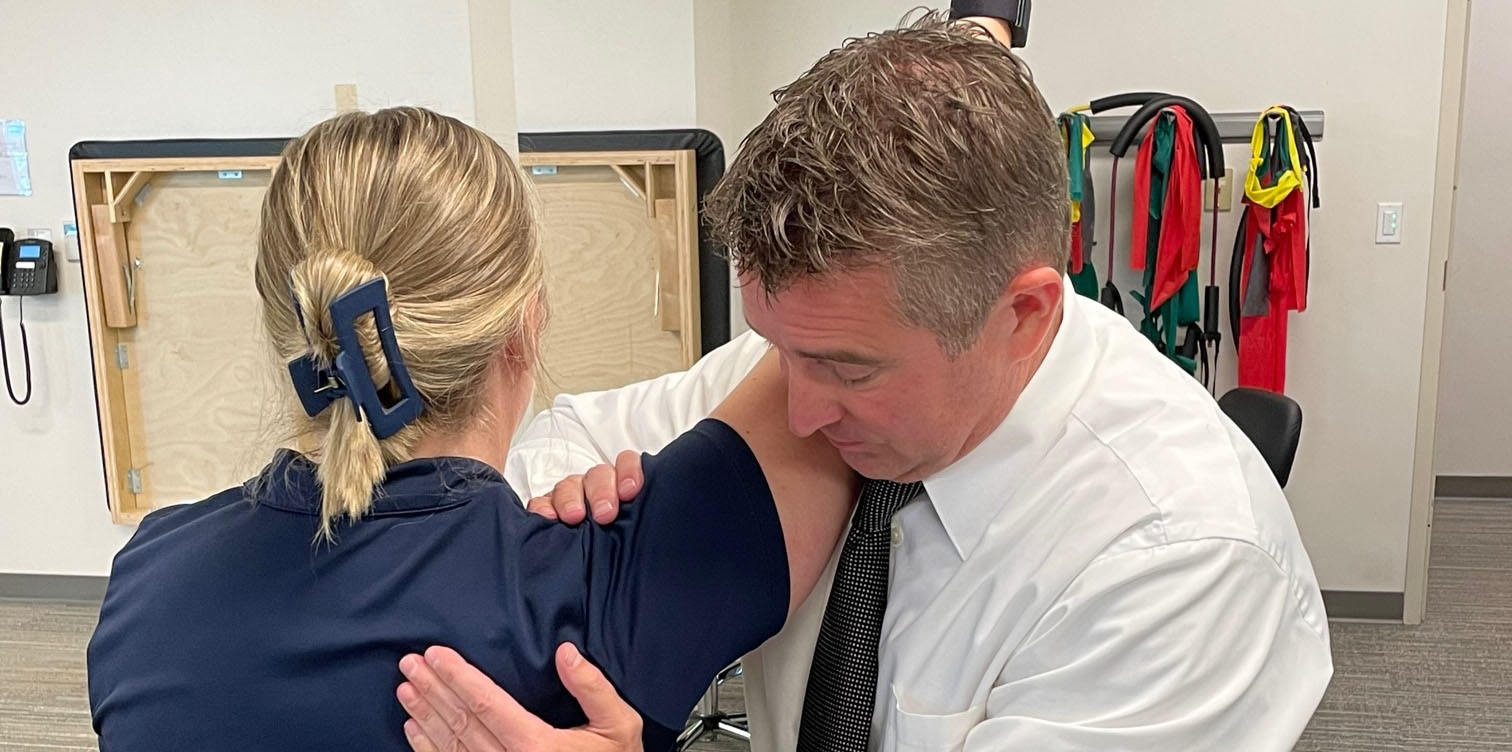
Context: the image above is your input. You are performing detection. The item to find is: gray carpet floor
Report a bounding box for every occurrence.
[2,498,1509,751]
[1293,498,1512,752]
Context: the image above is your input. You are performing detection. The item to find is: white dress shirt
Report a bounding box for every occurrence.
[506,280,1333,751]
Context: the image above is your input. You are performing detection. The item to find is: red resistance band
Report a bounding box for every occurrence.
[1237,190,1309,392]
[1129,107,1202,311]
[1070,222,1085,274]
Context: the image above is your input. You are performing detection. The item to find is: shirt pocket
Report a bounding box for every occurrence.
[888,685,987,752]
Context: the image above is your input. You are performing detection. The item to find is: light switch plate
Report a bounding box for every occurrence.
[1203,168,1235,213]
[63,221,81,262]
[1377,202,1404,244]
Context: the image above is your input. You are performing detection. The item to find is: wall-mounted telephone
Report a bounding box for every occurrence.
[1,226,54,406]
[2,231,59,296]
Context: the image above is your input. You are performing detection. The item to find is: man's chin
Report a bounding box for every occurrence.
[836,445,912,482]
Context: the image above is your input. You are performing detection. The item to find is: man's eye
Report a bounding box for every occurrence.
[833,365,877,386]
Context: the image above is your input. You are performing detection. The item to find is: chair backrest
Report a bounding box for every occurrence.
[1218,388,1303,487]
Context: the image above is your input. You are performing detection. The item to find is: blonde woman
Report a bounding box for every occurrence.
[86,108,856,752]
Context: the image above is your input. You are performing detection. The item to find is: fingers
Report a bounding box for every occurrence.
[529,447,641,523]
[397,651,507,751]
[548,475,588,524]
[396,661,472,751]
[583,464,620,524]
[614,451,643,501]
[526,452,643,527]
[400,646,641,752]
[402,717,439,752]
[424,646,550,747]
[526,493,559,521]
[585,450,644,524]
[556,643,642,739]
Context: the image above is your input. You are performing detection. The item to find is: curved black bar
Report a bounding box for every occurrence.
[1087,92,1170,113]
[1228,213,1247,348]
[1106,95,1225,179]
[69,138,291,160]
[1100,281,1125,315]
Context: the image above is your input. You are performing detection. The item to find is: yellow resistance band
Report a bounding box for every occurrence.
[1244,106,1304,209]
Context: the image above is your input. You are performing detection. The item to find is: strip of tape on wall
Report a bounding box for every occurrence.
[334,84,359,113]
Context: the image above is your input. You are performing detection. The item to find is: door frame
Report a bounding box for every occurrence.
[1404,0,1473,624]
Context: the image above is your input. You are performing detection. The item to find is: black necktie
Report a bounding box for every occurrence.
[796,479,924,752]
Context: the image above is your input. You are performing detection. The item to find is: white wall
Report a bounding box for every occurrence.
[0,0,1460,594]
[509,0,747,328]
[0,0,491,576]
[470,0,524,157]
[693,0,741,158]
[1434,0,1512,479]
[1034,0,1451,594]
[722,4,929,150]
[510,0,696,132]
[706,0,1454,593]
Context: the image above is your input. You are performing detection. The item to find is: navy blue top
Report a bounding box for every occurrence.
[88,419,788,752]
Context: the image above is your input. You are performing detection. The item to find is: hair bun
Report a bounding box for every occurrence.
[289,247,391,388]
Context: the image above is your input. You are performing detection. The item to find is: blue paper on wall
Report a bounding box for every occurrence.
[0,120,33,197]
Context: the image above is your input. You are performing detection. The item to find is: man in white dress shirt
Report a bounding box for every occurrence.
[397,11,1332,752]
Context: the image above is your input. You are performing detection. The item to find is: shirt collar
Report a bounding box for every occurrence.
[252,449,509,516]
[921,278,1097,560]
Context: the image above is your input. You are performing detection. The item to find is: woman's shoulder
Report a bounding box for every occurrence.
[134,483,256,536]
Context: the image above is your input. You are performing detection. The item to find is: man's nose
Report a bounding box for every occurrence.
[786,373,842,438]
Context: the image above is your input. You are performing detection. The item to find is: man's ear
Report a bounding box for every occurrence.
[1002,266,1064,360]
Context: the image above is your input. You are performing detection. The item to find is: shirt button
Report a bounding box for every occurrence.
[890,523,904,547]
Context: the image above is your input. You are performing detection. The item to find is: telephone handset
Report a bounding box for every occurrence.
[1,226,54,405]
[1,231,58,296]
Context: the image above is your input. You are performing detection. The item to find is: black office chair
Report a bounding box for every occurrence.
[1218,388,1303,487]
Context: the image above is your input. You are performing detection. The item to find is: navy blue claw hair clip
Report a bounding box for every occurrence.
[287,278,424,439]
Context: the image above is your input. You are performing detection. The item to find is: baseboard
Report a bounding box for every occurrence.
[1436,475,1512,499]
[0,573,109,603]
[1322,590,1404,621]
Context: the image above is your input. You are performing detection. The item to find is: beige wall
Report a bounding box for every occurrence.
[1434,0,1512,479]
[0,0,500,575]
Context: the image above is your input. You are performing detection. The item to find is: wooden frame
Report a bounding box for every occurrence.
[519,149,702,366]
[70,143,711,525]
[72,155,280,524]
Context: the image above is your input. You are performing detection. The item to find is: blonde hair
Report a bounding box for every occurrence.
[253,107,542,540]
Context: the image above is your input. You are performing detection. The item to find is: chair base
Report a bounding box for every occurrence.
[678,663,749,750]
[676,713,750,751]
